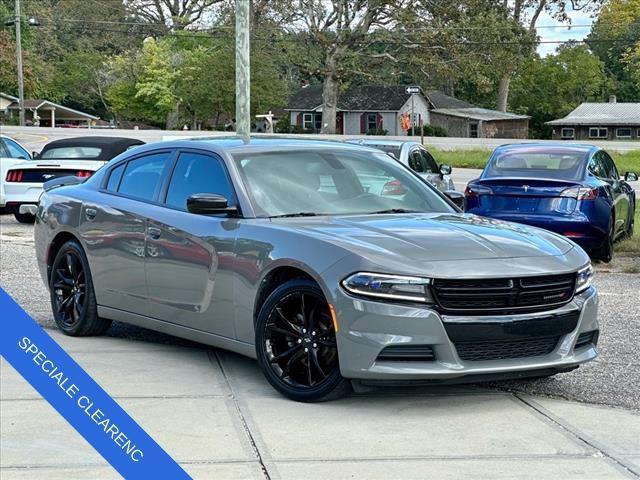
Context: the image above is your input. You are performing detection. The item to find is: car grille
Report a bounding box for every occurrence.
[432,273,576,314]
[455,336,560,362]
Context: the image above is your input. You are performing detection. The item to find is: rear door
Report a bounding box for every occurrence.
[80,150,175,316]
[598,151,628,235]
[1,138,31,206]
[144,149,239,338]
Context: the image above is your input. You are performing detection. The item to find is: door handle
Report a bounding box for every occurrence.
[147,226,161,239]
[85,208,97,221]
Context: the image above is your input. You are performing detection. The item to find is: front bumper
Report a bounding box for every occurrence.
[333,286,598,381]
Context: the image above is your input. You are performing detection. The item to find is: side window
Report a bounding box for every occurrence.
[588,154,606,178]
[3,138,29,159]
[420,150,439,173]
[118,152,169,201]
[408,150,424,173]
[0,140,9,157]
[602,153,619,180]
[165,152,234,211]
[106,163,125,191]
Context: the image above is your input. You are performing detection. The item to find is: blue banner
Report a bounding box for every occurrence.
[0,288,191,479]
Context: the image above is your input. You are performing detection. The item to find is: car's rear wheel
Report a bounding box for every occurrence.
[50,240,111,336]
[255,279,350,402]
[14,212,35,223]
[594,214,614,263]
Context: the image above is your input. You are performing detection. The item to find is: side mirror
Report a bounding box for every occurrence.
[440,164,452,176]
[444,190,464,209]
[186,193,237,215]
[32,151,39,159]
[624,172,638,182]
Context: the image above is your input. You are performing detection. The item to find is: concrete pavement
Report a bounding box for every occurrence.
[2,332,640,479]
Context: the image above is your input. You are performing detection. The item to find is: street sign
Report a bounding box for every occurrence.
[405,86,420,94]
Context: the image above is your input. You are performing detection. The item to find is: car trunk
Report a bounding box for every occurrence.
[474,178,581,214]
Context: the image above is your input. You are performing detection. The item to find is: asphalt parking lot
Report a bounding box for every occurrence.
[2,212,640,479]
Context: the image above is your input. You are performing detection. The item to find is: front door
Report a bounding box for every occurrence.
[336,112,344,134]
[144,150,239,338]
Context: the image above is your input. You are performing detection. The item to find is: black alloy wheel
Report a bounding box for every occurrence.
[256,279,350,402]
[50,240,111,336]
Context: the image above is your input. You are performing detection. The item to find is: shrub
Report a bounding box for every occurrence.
[366,127,388,136]
[407,125,448,137]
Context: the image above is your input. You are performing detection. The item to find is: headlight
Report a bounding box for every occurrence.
[341,272,434,303]
[575,264,593,293]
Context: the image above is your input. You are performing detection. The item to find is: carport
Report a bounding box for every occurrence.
[6,99,99,127]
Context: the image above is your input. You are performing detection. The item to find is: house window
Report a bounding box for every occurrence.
[314,113,322,131]
[367,113,378,132]
[302,113,314,131]
[616,128,632,138]
[561,128,575,139]
[469,123,478,138]
[589,127,607,139]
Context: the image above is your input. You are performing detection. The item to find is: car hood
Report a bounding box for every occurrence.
[270,213,575,263]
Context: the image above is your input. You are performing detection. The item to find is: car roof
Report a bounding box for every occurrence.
[158,136,387,154]
[345,139,420,148]
[41,136,146,160]
[493,142,599,154]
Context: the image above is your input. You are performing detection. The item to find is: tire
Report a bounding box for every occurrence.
[594,214,614,263]
[14,212,35,223]
[50,240,111,336]
[255,279,351,402]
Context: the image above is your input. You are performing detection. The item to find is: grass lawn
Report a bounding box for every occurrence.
[617,207,640,258]
[430,147,640,175]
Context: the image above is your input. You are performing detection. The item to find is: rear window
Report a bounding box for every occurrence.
[484,149,588,181]
[41,146,102,159]
[366,145,401,159]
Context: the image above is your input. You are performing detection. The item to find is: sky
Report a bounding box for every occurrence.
[536,7,596,57]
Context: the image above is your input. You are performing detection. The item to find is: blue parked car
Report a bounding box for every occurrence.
[465,143,637,262]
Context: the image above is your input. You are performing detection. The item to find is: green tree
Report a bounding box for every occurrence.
[587,0,640,100]
[510,43,612,138]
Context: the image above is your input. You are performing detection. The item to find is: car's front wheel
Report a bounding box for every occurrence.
[255,279,350,402]
[50,240,111,336]
[14,212,35,223]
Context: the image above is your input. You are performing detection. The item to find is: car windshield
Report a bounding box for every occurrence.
[232,148,453,217]
[41,146,102,159]
[483,149,588,181]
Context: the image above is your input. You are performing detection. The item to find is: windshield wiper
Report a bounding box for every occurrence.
[370,208,421,214]
[270,212,320,218]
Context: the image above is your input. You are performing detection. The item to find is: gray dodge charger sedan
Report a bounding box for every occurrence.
[34,138,598,402]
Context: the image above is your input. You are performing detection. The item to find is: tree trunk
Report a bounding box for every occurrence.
[321,74,338,134]
[497,75,510,112]
[166,102,180,130]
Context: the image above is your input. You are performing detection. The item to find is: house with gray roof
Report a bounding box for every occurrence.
[547,96,640,141]
[285,85,529,138]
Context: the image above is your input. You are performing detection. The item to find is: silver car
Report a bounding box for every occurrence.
[345,139,456,193]
[34,138,598,402]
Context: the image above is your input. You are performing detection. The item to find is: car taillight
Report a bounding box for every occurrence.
[382,180,407,196]
[464,184,492,197]
[560,187,598,200]
[6,170,23,182]
[75,170,93,178]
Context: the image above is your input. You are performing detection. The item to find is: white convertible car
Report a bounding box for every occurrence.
[0,135,32,213]
[4,136,144,223]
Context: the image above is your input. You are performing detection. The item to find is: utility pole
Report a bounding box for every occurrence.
[15,0,25,126]
[235,0,250,140]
